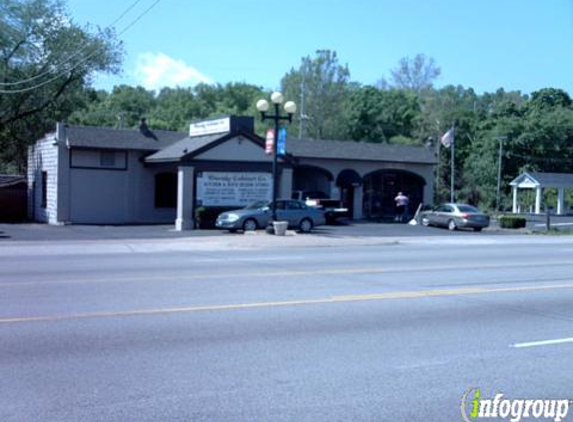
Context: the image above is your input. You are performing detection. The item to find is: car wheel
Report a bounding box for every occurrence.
[473,227,482,232]
[299,218,313,233]
[448,219,457,231]
[242,218,258,232]
[422,217,430,227]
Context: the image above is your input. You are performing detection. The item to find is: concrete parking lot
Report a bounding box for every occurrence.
[1,214,572,243]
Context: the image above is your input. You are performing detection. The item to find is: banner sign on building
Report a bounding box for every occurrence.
[265,129,275,155]
[196,172,272,206]
[277,127,287,156]
[189,117,230,137]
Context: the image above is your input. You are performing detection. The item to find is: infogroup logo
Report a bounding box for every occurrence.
[461,388,571,422]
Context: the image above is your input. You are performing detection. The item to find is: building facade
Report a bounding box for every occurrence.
[28,116,437,228]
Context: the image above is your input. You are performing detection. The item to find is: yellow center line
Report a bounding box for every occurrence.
[1,260,573,288]
[2,282,573,325]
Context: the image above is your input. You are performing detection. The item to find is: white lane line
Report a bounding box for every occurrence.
[512,337,573,348]
[534,222,573,227]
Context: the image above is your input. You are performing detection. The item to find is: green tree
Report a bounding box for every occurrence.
[380,54,441,94]
[0,0,122,172]
[281,50,351,140]
[69,85,156,128]
[345,86,420,143]
[147,87,199,131]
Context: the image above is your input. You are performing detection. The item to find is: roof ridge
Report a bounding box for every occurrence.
[66,124,186,135]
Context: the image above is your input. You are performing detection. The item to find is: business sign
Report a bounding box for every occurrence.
[265,128,274,155]
[277,127,287,156]
[189,117,230,137]
[196,172,272,206]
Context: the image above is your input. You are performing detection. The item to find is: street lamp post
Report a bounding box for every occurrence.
[256,92,297,225]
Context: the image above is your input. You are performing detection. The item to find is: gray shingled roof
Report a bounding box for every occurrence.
[529,172,573,187]
[287,138,437,164]
[145,133,228,162]
[66,125,187,151]
[61,124,437,165]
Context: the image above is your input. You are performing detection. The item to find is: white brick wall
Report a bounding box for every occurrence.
[27,133,59,223]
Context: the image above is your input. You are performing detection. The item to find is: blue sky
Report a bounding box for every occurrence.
[66,0,573,95]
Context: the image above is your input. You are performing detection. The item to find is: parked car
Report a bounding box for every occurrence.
[291,190,328,201]
[291,190,349,224]
[215,199,326,233]
[420,203,490,231]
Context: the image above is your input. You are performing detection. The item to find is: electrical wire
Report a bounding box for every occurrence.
[0,0,161,94]
[0,0,145,87]
[508,152,573,163]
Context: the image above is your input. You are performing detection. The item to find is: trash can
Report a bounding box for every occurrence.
[273,221,288,236]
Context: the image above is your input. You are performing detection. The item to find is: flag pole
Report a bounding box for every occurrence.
[450,126,455,203]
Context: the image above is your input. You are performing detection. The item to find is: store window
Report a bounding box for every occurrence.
[41,171,47,208]
[155,172,177,208]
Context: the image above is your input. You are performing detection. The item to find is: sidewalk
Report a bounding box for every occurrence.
[2,228,573,257]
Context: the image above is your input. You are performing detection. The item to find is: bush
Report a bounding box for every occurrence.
[498,215,527,229]
[195,206,236,229]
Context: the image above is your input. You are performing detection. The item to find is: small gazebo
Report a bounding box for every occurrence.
[509,172,573,215]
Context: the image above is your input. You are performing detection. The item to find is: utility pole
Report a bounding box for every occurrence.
[496,136,507,211]
[435,120,440,200]
[299,76,306,139]
[450,127,455,203]
[117,111,125,129]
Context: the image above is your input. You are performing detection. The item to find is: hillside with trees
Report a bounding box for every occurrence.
[2,1,572,212]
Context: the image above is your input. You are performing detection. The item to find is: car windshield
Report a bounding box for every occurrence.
[457,205,479,213]
[244,200,269,210]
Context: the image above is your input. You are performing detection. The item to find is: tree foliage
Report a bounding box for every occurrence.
[2,31,573,214]
[281,50,351,140]
[68,82,266,132]
[0,0,122,172]
[345,86,420,143]
[379,53,441,93]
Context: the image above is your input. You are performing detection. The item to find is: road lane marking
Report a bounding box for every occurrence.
[2,282,573,325]
[1,260,573,288]
[512,337,573,348]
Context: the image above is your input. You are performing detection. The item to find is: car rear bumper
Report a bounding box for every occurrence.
[215,220,240,229]
[457,219,490,229]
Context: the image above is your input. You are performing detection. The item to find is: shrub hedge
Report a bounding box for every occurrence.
[194,206,237,229]
[498,215,527,229]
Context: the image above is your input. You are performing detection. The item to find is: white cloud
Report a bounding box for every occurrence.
[134,52,212,90]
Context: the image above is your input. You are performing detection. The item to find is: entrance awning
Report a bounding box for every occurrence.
[336,169,363,187]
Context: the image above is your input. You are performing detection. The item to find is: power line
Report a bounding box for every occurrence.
[509,152,573,163]
[0,0,144,87]
[0,0,161,94]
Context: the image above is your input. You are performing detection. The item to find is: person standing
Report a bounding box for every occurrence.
[394,192,409,223]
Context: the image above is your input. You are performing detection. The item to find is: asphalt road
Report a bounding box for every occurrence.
[1,236,573,421]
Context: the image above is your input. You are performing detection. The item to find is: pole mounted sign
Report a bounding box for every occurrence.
[189,117,230,137]
[277,127,287,156]
[265,128,275,155]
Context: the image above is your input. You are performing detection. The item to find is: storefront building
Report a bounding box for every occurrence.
[28,115,437,229]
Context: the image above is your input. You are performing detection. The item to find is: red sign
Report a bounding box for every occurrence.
[265,128,275,155]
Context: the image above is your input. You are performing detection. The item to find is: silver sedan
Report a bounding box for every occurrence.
[216,199,326,233]
[420,203,490,231]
